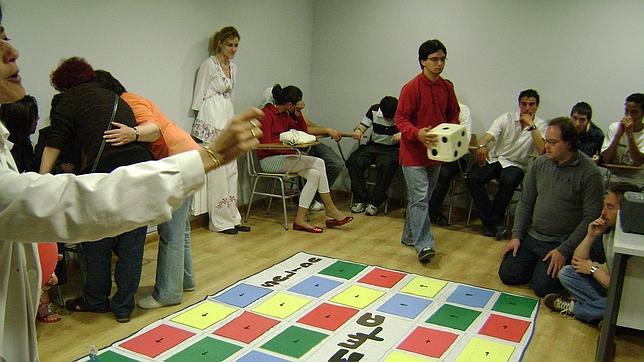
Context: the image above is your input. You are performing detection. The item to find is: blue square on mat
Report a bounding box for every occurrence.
[212,283,272,308]
[237,350,289,362]
[446,285,494,308]
[377,293,432,319]
[288,276,342,298]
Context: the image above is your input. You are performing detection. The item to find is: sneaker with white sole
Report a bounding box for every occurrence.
[351,202,366,213]
[310,200,325,211]
[365,204,379,216]
[543,293,575,318]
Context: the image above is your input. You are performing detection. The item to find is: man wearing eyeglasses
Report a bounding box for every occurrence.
[499,117,603,298]
[395,39,460,263]
[467,89,546,240]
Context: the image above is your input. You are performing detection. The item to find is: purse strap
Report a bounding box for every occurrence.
[90,94,120,173]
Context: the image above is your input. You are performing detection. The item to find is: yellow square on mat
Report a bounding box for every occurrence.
[400,276,447,298]
[330,285,386,309]
[251,292,311,319]
[384,350,438,362]
[170,301,237,330]
[456,337,515,362]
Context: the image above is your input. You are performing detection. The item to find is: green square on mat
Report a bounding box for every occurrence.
[426,304,481,331]
[97,350,138,362]
[260,325,328,358]
[166,337,242,362]
[492,293,538,318]
[319,260,367,280]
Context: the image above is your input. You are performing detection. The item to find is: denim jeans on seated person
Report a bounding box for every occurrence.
[153,198,195,305]
[401,165,441,253]
[558,265,607,323]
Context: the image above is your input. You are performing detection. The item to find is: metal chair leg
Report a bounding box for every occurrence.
[279,179,289,230]
[244,177,260,223]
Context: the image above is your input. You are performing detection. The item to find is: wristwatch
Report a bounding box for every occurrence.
[590,266,598,274]
[477,144,486,149]
[525,125,537,131]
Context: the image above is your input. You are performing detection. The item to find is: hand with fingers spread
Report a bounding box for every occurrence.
[500,238,521,258]
[543,249,566,278]
[103,121,137,146]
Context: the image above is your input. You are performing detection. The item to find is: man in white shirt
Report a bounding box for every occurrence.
[429,102,472,225]
[600,93,644,187]
[467,89,546,239]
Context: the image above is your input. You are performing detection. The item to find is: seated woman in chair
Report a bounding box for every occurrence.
[259,84,352,233]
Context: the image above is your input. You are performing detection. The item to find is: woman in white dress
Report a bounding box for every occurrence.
[192,26,248,234]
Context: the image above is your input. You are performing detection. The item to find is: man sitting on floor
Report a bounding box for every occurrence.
[499,117,604,297]
[543,182,639,322]
[347,96,400,216]
[467,89,546,240]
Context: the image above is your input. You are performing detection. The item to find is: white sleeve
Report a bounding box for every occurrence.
[601,122,619,152]
[191,59,212,112]
[487,112,509,139]
[458,104,472,142]
[0,151,205,243]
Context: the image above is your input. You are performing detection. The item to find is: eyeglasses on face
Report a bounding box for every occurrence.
[543,138,561,145]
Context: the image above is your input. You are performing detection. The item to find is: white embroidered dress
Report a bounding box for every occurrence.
[191,56,241,231]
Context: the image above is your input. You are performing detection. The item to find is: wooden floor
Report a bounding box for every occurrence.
[37,196,643,361]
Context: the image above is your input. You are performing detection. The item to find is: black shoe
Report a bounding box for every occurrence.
[418,247,436,262]
[494,225,507,240]
[114,313,131,323]
[481,228,495,237]
[401,239,414,247]
[235,225,251,232]
[219,228,238,235]
[431,212,449,226]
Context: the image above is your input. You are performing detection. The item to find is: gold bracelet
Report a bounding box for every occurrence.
[203,146,223,169]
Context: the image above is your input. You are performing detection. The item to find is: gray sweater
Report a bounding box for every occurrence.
[512,151,604,258]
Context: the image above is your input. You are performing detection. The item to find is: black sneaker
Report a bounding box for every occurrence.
[494,225,507,240]
[418,247,435,262]
[219,228,238,235]
[431,212,449,226]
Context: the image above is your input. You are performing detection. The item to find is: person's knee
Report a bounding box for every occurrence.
[498,260,530,285]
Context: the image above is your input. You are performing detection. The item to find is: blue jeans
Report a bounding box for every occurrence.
[402,166,441,253]
[153,198,195,304]
[559,265,607,323]
[498,233,564,297]
[82,226,147,316]
[309,143,344,189]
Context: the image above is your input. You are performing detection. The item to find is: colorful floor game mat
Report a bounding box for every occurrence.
[82,252,539,361]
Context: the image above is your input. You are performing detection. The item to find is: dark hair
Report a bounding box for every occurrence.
[625,93,644,112]
[608,182,641,198]
[418,39,447,70]
[271,84,302,105]
[50,57,97,92]
[548,117,578,151]
[94,70,127,95]
[518,89,540,105]
[379,96,398,119]
[211,26,240,54]
[0,95,38,140]
[570,101,592,121]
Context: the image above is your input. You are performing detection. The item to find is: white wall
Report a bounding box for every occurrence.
[309,0,644,138]
[3,0,313,132]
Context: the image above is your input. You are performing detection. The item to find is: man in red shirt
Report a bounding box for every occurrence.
[396,39,460,262]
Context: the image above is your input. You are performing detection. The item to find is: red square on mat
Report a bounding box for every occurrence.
[358,267,407,288]
[297,302,359,331]
[214,311,280,344]
[479,314,531,342]
[119,324,195,358]
[398,326,459,358]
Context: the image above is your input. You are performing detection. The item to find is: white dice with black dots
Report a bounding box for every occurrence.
[427,123,468,162]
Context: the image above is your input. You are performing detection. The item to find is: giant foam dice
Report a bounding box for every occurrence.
[427,123,468,162]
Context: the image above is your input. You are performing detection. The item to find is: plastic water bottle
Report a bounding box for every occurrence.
[88,345,99,361]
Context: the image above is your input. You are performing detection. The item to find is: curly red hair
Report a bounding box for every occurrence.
[50,57,97,92]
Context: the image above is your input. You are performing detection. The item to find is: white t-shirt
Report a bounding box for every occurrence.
[601,122,644,186]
